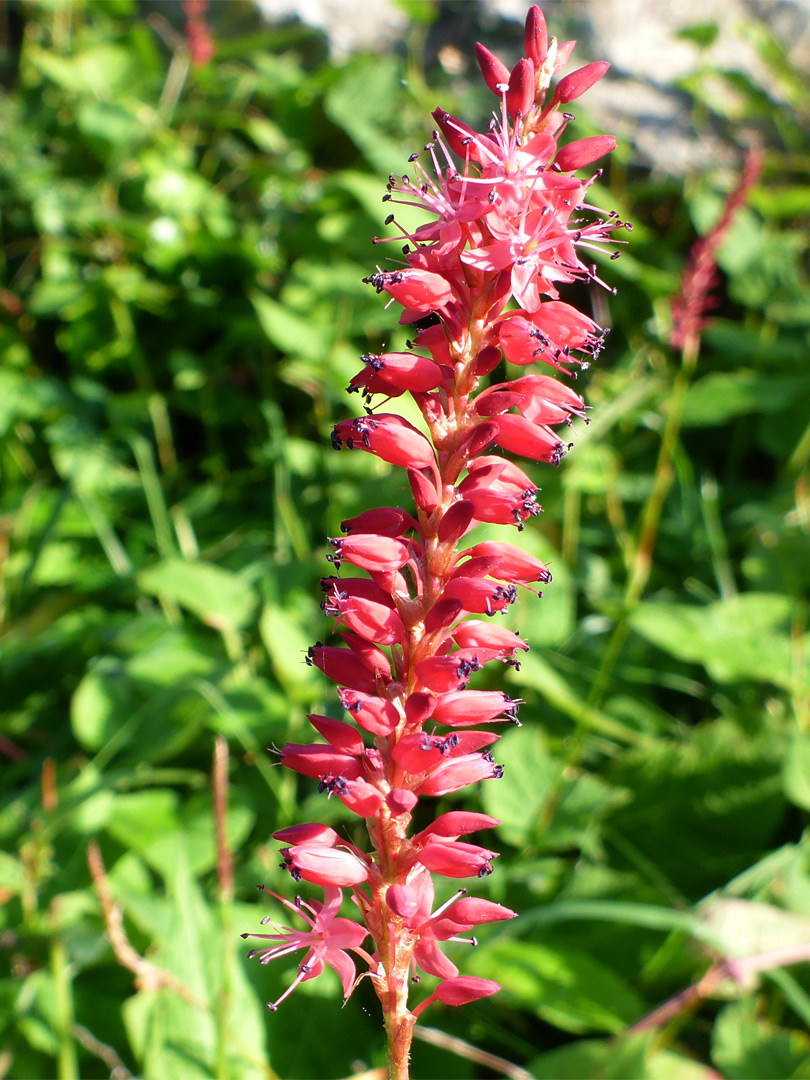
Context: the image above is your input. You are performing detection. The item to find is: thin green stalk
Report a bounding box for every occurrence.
[50,935,79,1080]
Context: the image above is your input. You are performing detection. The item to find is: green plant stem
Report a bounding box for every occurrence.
[50,935,79,1080]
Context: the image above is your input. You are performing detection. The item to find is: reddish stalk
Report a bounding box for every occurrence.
[242,9,624,1077]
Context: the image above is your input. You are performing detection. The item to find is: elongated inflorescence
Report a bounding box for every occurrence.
[244,7,622,1073]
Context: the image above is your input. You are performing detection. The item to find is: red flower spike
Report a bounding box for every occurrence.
[251,6,622,1051]
[524,6,548,67]
[554,134,616,172]
[553,60,610,104]
[474,42,510,94]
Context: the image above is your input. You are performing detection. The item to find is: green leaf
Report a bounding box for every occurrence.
[480,727,557,846]
[137,559,258,631]
[469,938,646,1034]
[630,593,807,691]
[782,732,810,810]
[712,998,810,1079]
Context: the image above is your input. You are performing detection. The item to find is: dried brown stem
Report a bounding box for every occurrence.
[86,842,207,1009]
[212,735,233,902]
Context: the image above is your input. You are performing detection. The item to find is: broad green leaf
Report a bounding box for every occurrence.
[782,732,810,811]
[137,559,258,630]
[481,726,557,846]
[469,938,645,1034]
[712,998,810,1079]
[630,593,806,691]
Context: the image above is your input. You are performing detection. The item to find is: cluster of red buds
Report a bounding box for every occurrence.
[245,7,625,1076]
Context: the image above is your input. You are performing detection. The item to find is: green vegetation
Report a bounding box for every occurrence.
[1,2,809,1077]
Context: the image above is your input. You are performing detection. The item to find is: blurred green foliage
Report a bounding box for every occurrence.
[1,1,810,1078]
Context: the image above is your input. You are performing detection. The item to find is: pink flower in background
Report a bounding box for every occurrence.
[245,6,622,1075]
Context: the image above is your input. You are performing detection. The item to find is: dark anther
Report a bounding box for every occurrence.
[384,213,395,225]
[247,949,257,958]
[477,862,493,878]
[610,251,621,260]
[267,1002,278,1012]
[563,112,575,120]
[493,765,504,779]
[408,152,419,162]
[382,193,392,202]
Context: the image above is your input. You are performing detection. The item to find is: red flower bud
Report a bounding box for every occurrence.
[416,811,500,842]
[404,692,435,726]
[408,467,439,513]
[438,500,474,544]
[364,268,454,312]
[361,352,446,393]
[417,841,498,878]
[553,61,610,104]
[332,413,435,470]
[431,689,521,727]
[413,976,501,1017]
[457,541,552,584]
[271,822,339,847]
[474,42,510,94]
[338,688,399,736]
[415,651,482,693]
[387,882,420,918]
[337,777,384,818]
[445,897,517,923]
[306,715,365,755]
[386,787,418,815]
[492,414,566,464]
[280,742,362,781]
[417,751,503,796]
[340,507,417,537]
[506,58,535,119]
[523,6,548,67]
[451,620,528,658]
[307,644,379,693]
[392,730,498,773]
[281,844,369,887]
[442,576,518,616]
[424,598,463,637]
[554,134,616,172]
[327,533,410,573]
[431,108,481,160]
